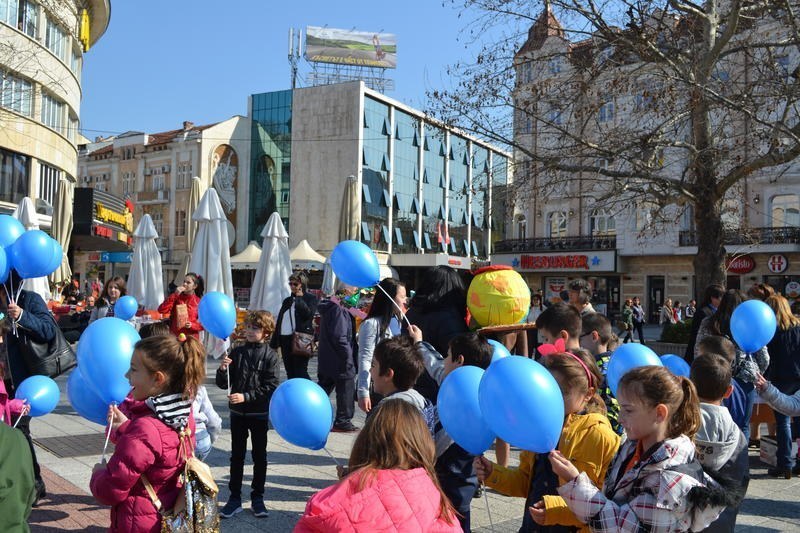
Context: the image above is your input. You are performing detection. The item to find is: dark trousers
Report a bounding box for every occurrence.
[278,335,310,380]
[773,410,799,469]
[319,374,355,427]
[737,378,757,441]
[633,320,646,344]
[228,414,268,500]
[15,415,43,486]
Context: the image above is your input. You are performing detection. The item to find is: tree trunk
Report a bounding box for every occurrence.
[693,191,727,293]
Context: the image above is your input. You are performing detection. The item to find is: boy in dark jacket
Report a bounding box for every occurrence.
[691,353,749,532]
[317,288,359,432]
[411,327,494,533]
[216,311,280,519]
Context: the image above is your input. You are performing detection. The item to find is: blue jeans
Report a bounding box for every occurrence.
[736,378,756,441]
[196,429,212,461]
[773,411,799,470]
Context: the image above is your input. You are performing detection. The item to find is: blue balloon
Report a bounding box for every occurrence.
[661,354,690,378]
[479,356,564,453]
[731,300,777,353]
[0,245,9,284]
[0,215,24,248]
[80,317,140,404]
[67,367,108,425]
[10,230,54,279]
[607,343,662,396]
[114,295,139,320]
[198,291,236,339]
[487,339,511,364]
[329,240,381,288]
[269,378,332,450]
[15,375,60,417]
[46,239,63,275]
[438,366,495,455]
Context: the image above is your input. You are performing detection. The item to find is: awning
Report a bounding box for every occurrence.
[230,241,262,270]
[290,239,326,271]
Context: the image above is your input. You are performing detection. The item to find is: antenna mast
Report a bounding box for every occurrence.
[288,28,301,89]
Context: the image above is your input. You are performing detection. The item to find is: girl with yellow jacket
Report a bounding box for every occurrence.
[475,350,621,532]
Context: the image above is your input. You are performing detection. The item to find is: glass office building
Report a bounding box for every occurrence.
[250,82,509,272]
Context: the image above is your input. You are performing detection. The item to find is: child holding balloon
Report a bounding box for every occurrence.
[474,351,620,533]
[550,366,729,532]
[216,311,280,519]
[90,334,205,533]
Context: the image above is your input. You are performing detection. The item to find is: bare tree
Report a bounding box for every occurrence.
[430,0,800,291]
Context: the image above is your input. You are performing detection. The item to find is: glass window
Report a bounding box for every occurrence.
[0,0,19,27]
[41,92,65,134]
[590,208,616,236]
[38,162,60,207]
[771,194,800,228]
[598,96,614,123]
[175,210,186,236]
[0,147,29,204]
[17,0,36,38]
[70,47,82,77]
[1,72,32,116]
[45,16,67,62]
[547,211,568,237]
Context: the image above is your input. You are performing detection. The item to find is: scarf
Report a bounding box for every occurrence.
[145,393,192,430]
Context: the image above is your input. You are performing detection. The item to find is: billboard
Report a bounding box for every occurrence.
[305,26,397,69]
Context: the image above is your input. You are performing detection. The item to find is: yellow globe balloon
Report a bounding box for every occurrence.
[467,267,531,327]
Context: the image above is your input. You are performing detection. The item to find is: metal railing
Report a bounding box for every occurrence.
[679,227,800,247]
[493,235,617,253]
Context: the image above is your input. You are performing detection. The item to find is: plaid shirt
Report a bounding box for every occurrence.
[558,436,723,532]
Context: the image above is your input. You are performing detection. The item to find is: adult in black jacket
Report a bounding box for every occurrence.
[405,266,469,403]
[685,284,725,363]
[216,310,280,515]
[316,290,358,432]
[1,270,56,506]
[271,272,318,380]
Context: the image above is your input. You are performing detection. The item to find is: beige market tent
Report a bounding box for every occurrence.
[230,241,263,270]
[290,239,326,271]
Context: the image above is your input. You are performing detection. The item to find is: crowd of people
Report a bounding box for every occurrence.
[1,265,799,532]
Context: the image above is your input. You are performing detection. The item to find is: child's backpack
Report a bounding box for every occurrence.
[141,428,220,532]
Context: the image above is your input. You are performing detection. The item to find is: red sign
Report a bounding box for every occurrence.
[726,256,755,274]
[768,254,788,274]
[520,255,589,270]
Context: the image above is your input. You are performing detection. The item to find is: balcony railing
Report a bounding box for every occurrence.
[679,227,800,247]
[494,235,617,253]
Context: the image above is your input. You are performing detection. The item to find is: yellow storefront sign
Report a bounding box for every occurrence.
[96,202,134,233]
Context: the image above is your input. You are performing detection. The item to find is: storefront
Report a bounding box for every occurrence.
[71,188,134,285]
[390,253,472,289]
[492,250,620,317]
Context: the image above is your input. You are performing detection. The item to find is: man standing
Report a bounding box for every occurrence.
[631,296,647,345]
[317,286,359,432]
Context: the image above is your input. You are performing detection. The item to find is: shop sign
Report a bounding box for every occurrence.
[100,252,133,263]
[726,255,755,274]
[786,281,800,298]
[96,201,134,233]
[495,251,616,272]
[768,254,789,274]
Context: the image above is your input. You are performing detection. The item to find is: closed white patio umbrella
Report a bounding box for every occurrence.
[127,214,164,309]
[13,197,52,302]
[50,179,74,288]
[175,176,206,285]
[249,212,291,317]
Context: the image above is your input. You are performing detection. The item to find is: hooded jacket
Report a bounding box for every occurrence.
[316,299,357,380]
[485,413,620,532]
[558,435,727,532]
[90,400,196,533]
[694,403,749,532]
[294,468,461,532]
[0,422,35,532]
[215,342,280,417]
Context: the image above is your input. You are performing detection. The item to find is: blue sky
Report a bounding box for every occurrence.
[79,0,507,137]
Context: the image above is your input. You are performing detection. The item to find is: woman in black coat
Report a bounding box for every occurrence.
[271,272,318,380]
[685,283,725,363]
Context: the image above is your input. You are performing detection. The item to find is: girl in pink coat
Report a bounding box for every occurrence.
[295,399,461,532]
[90,334,205,532]
[0,369,28,425]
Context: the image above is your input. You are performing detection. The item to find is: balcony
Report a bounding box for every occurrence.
[679,227,800,247]
[137,189,170,204]
[494,235,617,253]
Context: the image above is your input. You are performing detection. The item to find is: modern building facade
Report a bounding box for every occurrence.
[76,117,251,283]
[495,8,800,320]
[0,0,110,225]
[249,81,510,283]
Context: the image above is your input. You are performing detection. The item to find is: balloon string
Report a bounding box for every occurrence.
[101,404,116,463]
[323,447,342,467]
[375,283,411,330]
[3,284,18,336]
[483,482,495,532]
[12,405,25,428]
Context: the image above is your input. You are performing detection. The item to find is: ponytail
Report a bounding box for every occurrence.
[136,335,207,399]
[619,366,701,440]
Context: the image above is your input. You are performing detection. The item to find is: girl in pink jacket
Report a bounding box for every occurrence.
[90,334,205,532]
[295,399,461,532]
[0,369,27,425]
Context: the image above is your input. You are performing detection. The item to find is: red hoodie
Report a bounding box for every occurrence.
[90,400,195,533]
[157,292,203,338]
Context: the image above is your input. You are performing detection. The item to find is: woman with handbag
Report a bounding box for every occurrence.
[619,298,634,343]
[0,269,57,506]
[272,272,318,380]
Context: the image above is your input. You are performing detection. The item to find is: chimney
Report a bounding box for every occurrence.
[182,121,194,131]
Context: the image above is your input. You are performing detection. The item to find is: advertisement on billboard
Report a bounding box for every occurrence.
[305,26,397,69]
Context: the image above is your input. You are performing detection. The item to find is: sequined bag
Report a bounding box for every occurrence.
[141,430,220,532]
